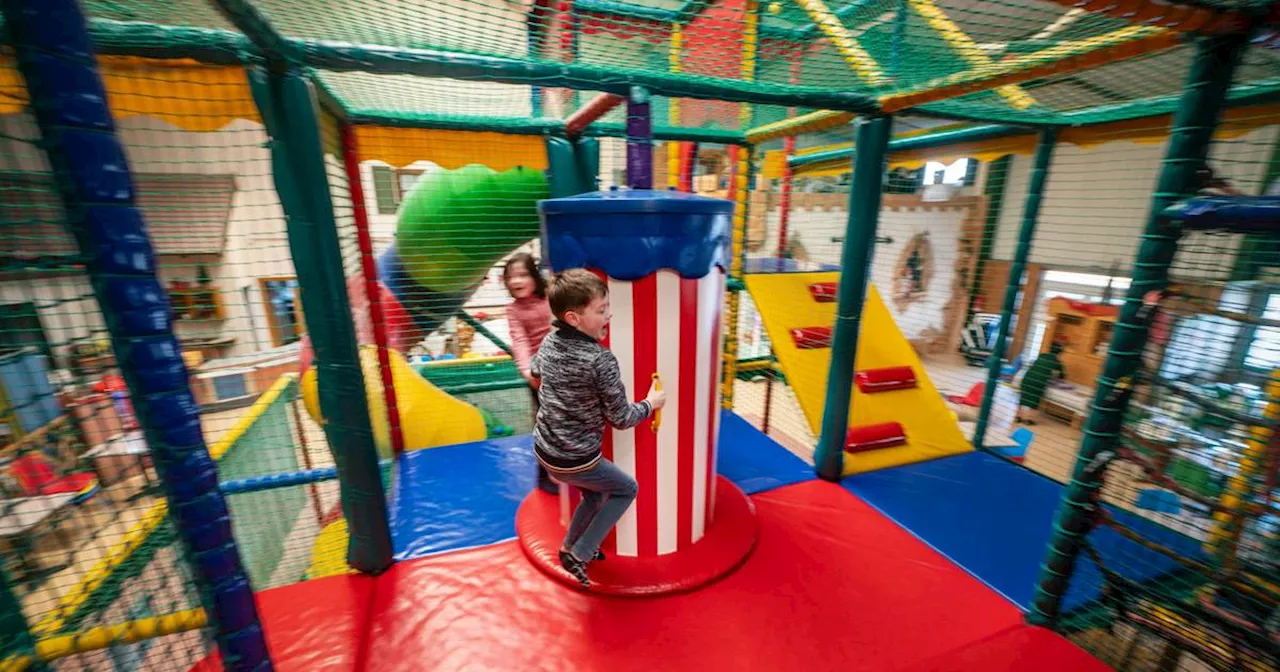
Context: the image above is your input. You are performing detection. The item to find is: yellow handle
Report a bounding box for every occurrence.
[651,373,662,433]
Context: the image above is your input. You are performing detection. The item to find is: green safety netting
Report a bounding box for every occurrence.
[61,0,1280,130]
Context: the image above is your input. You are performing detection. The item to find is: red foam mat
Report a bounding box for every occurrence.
[899,624,1110,672]
[189,574,375,672]
[363,481,1081,671]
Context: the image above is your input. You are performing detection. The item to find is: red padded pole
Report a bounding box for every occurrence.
[341,122,406,456]
[565,92,625,137]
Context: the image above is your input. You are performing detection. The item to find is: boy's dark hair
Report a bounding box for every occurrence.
[503,252,547,299]
[548,269,607,319]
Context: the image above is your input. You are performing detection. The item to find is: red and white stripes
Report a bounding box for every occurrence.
[561,268,726,557]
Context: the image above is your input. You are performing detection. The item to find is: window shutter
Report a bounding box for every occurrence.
[373,166,397,214]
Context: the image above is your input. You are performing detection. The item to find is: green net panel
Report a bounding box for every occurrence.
[66,0,1280,128]
[0,53,221,669]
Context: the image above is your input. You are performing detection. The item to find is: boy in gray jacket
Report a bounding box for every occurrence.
[530,269,665,587]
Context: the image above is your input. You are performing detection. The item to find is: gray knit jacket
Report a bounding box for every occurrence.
[530,322,652,472]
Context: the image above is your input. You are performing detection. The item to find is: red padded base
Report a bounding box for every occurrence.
[515,475,758,596]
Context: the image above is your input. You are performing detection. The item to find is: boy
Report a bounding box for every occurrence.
[530,269,665,587]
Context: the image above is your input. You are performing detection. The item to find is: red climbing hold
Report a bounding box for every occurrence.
[845,422,907,453]
[790,326,832,349]
[808,282,838,303]
[855,366,918,393]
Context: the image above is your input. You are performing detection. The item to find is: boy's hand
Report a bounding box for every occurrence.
[646,379,667,411]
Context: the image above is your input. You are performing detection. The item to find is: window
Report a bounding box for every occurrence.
[1043,270,1132,291]
[921,158,972,186]
[259,277,305,347]
[1246,294,1280,371]
[371,166,425,215]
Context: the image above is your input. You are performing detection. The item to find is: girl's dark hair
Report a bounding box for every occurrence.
[503,252,547,299]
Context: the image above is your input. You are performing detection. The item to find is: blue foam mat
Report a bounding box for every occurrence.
[843,451,1207,613]
[391,411,815,560]
[716,411,816,494]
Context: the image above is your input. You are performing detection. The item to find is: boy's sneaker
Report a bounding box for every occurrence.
[593,549,606,561]
[558,550,590,587]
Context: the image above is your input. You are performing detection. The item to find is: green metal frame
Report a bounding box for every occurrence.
[972,129,1057,451]
[247,66,394,574]
[790,123,1036,171]
[813,114,893,482]
[964,154,1012,324]
[0,567,38,668]
[1028,32,1254,626]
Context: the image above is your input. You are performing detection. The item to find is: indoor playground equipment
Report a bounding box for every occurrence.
[3,0,1280,671]
[516,188,756,595]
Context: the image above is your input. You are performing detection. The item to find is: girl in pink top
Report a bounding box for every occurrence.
[503,252,556,493]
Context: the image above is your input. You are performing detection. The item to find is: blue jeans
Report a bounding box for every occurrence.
[553,458,638,562]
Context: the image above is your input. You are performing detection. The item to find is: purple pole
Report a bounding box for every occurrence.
[626,86,654,190]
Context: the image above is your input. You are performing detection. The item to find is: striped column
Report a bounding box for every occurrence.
[560,269,726,556]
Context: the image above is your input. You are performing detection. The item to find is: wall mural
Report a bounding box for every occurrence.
[893,231,934,313]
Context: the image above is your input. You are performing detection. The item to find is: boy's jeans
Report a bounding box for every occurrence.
[551,458,638,562]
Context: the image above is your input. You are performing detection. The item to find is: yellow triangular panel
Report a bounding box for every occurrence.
[743,272,971,475]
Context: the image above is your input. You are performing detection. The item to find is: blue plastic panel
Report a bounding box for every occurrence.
[540,189,732,279]
[844,451,1207,613]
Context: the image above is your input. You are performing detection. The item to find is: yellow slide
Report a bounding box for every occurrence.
[301,345,489,579]
[300,345,488,456]
[744,272,971,476]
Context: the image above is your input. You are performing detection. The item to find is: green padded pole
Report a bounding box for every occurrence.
[1028,33,1251,626]
[0,567,39,670]
[814,115,893,482]
[972,131,1057,450]
[965,154,1011,325]
[247,67,393,574]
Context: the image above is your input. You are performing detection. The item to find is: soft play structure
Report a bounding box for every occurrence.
[745,273,969,475]
[6,1,1280,671]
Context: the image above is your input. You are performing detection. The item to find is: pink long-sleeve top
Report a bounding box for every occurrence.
[506,295,553,375]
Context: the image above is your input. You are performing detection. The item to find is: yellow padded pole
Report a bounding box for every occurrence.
[906,0,1036,110]
[745,110,854,145]
[667,24,684,189]
[880,26,1177,113]
[1206,370,1280,568]
[722,0,759,409]
[791,0,889,87]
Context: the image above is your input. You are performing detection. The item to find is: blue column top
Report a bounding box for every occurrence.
[539,189,733,280]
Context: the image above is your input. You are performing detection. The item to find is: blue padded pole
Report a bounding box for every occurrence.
[221,467,340,496]
[0,1,271,669]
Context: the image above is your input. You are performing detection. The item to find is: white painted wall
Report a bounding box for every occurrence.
[754,201,969,340]
[992,125,1280,280]
[0,114,291,361]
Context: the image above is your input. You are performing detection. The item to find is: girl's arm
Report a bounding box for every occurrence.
[507,305,534,377]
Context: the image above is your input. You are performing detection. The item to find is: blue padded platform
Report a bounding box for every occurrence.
[843,450,1207,613]
[391,435,537,560]
[717,411,815,494]
[392,411,815,560]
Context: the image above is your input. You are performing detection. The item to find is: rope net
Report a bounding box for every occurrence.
[742,82,1280,668]
[0,52,345,670]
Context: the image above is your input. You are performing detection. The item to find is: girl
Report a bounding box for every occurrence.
[504,252,557,493]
